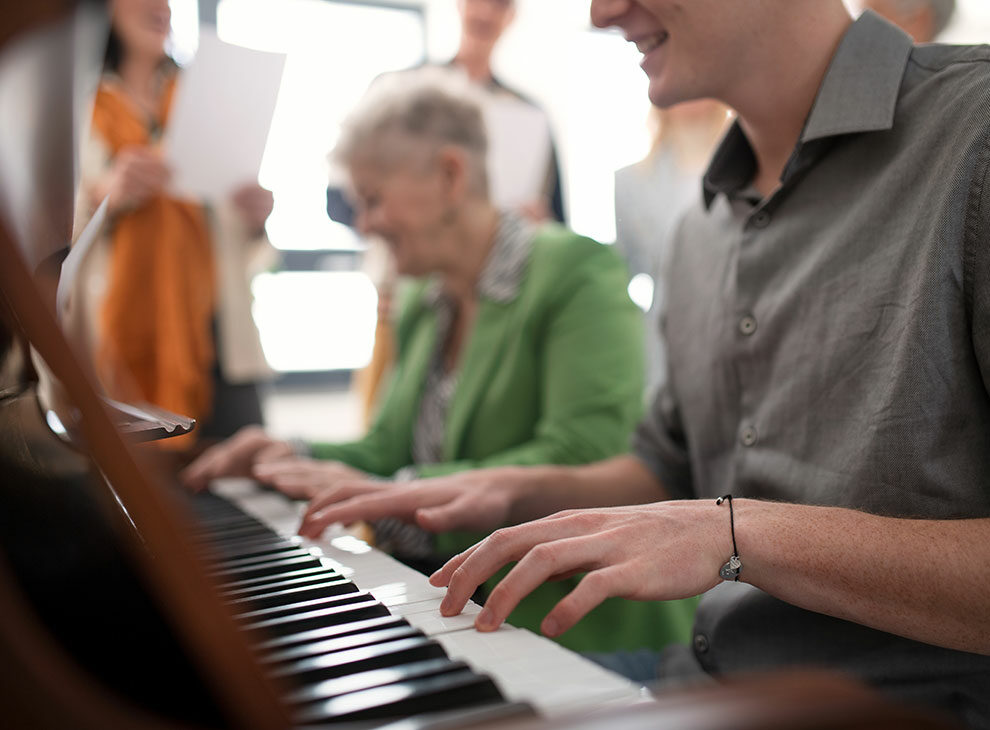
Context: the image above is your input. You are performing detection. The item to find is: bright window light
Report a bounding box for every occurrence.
[168,0,200,65]
[216,0,425,251]
[562,30,652,244]
[627,272,655,313]
[252,271,377,372]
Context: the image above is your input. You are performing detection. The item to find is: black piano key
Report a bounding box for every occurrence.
[218,547,317,571]
[212,554,325,581]
[207,540,303,564]
[272,636,447,687]
[246,598,392,638]
[200,520,272,543]
[293,666,504,724]
[373,701,538,730]
[287,657,461,708]
[222,571,351,599]
[220,565,340,591]
[256,615,410,652]
[228,580,359,612]
[261,624,424,666]
[235,591,373,622]
[204,530,297,548]
[186,489,513,724]
[192,513,264,530]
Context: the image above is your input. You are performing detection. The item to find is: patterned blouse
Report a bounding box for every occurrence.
[375,211,533,558]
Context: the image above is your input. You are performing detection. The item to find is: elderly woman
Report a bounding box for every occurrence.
[184,68,696,655]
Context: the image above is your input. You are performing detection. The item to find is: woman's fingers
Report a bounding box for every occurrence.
[415,491,505,533]
[255,441,295,465]
[298,482,401,538]
[180,427,271,489]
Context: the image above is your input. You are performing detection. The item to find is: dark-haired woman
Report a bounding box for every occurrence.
[72,0,274,449]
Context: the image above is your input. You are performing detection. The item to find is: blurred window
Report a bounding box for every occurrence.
[191,0,426,374]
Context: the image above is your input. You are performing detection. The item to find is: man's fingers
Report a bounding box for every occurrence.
[429,544,480,588]
[473,535,611,633]
[437,521,576,618]
[540,567,626,638]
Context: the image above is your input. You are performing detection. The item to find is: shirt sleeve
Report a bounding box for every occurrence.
[631,375,695,501]
[969,129,990,398]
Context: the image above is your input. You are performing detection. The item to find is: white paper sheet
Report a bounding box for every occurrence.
[58,195,108,322]
[162,27,285,202]
[482,95,553,210]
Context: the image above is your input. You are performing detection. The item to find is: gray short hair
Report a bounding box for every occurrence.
[333,67,490,196]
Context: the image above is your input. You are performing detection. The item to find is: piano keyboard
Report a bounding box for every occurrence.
[192,479,646,727]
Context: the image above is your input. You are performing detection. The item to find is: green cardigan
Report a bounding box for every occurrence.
[311,225,696,652]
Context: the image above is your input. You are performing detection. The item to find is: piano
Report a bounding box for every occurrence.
[0,3,648,725]
[0,3,962,728]
[186,480,646,727]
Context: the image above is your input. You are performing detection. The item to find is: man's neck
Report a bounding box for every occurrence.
[727,6,853,198]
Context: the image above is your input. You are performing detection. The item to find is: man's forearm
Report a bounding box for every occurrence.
[734,500,990,655]
[509,455,670,525]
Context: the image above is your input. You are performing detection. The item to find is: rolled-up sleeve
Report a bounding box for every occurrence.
[631,381,694,500]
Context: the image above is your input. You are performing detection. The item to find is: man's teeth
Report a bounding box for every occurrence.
[636,32,669,54]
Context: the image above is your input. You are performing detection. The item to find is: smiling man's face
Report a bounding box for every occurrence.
[590,0,772,109]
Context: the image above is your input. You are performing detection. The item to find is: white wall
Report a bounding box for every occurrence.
[941,0,990,43]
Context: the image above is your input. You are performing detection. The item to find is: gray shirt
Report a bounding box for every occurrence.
[632,12,990,726]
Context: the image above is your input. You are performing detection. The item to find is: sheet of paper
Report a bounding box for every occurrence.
[58,195,108,322]
[482,95,553,210]
[162,27,285,202]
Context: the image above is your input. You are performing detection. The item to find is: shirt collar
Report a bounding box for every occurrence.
[702,11,913,209]
[422,210,534,308]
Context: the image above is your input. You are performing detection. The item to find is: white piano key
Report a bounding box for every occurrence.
[436,629,647,717]
[405,609,487,636]
[212,479,648,718]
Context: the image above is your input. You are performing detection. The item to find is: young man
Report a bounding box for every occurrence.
[249,1,990,724]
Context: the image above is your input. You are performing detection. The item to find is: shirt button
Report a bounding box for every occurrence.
[738,315,757,336]
[752,210,771,228]
[740,424,758,447]
[693,633,710,654]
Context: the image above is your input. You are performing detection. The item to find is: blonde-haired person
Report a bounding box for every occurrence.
[860,0,955,42]
[614,99,729,394]
[185,67,697,656]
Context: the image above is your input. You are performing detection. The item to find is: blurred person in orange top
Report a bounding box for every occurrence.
[72,0,276,450]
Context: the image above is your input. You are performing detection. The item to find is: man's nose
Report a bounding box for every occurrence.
[590,0,632,30]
